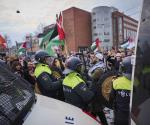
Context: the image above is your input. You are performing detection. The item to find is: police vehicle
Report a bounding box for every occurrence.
[0,59,100,125]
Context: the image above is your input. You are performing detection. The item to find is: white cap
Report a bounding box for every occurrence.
[63,68,73,74]
[95,53,103,60]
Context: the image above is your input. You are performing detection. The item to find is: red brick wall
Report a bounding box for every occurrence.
[63,8,76,52]
[63,7,92,52]
[74,8,92,50]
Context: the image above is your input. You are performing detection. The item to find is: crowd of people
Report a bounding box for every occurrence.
[0,47,134,125]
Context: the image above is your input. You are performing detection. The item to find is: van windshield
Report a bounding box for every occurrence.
[0,61,35,125]
[131,0,150,124]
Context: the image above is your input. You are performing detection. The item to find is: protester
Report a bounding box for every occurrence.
[51,58,65,101]
[88,52,106,81]
[2,44,134,125]
[11,60,24,77]
[24,61,36,86]
[114,52,122,72]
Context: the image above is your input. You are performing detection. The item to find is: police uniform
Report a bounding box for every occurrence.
[63,71,94,109]
[110,76,131,125]
[34,63,62,98]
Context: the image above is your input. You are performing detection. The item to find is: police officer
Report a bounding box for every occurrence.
[34,50,62,99]
[63,56,94,110]
[110,56,132,125]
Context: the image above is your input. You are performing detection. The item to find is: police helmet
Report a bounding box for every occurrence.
[63,57,82,74]
[121,56,132,74]
[35,50,50,63]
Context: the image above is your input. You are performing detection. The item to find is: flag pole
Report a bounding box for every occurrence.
[61,12,69,57]
[64,39,69,56]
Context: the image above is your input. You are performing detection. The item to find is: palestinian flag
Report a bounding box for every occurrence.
[120,40,129,48]
[121,42,129,48]
[40,12,65,50]
[96,38,101,47]
[127,37,135,49]
[18,42,27,55]
[40,24,58,49]
[0,35,7,48]
[46,39,64,57]
[121,37,135,49]
[91,38,101,52]
[56,13,65,40]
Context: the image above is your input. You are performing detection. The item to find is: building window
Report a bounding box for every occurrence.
[97,24,103,28]
[118,17,123,42]
[104,39,110,42]
[92,12,96,15]
[113,17,117,39]
[124,29,127,40]
[127,29,131,38]
[104,17,109,21]
[78,47,88,52]
[118,17,122,34]
[105,24,110,28]
[104,32,110,35]
[93,19,96,22]
[94,33,98,36]
[93,26,96,29]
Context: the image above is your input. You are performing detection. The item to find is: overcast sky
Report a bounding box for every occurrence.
[0,0,143,45]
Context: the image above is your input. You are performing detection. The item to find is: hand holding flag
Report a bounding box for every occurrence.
[17,42,27,55]
[91,38,102,52]
[95,38,101,48]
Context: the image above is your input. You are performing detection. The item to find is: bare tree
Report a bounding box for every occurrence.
[4,34,12,48]
[36,23,46,34]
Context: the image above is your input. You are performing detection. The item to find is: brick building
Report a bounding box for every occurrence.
[112,11,138,48]
[63,7,92,52]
